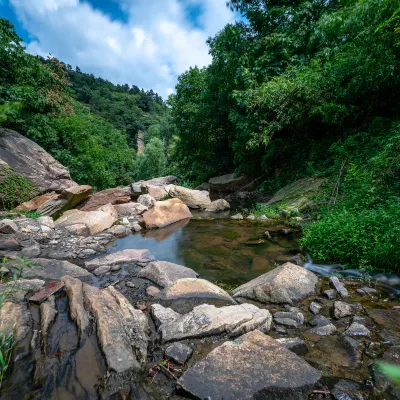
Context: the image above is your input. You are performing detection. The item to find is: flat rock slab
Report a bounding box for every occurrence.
[152,303,272,343]
[177,330,321,400]
[138,261,198,288]
[29,281,65,303]
[232,262,318,304]
[24,258,92,280]
[85,249,154,271]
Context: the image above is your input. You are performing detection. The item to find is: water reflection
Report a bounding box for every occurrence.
[109,219,300,285]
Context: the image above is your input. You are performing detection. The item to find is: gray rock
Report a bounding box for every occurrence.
[177,330,321,400]
[37,216,55,228]
[93,265,111,276]
[0,301,32,343]
[309,314,331,327]
[0,237,21,251]
[0,219,18,234]
[230,213,243,220]
[309,301,323,315]
[332,379,368,400]
[24,258,91,280]
[324,289,337,300]
[329,276,349,298]
[331,301,353,319]
[151,303,272,343]
[138,261,198,288]
[168,185,212,209]
[208,173,250,193]
[165,342,193,364]
[344,322,371,338]
[106,225,130,238]
[21,244,41,258]
[232,262,318,304]
[137,194,156,208]
[126,281,136,289]
[146,285,160,297]
[274,311,304,328]
[0,278,45,302]
[356,287,378,296]
[342,336,363,367]
[309,323,337,336]
[276,337,307,356]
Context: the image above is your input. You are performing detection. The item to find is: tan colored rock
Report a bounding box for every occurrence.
[167,185,212,209]
[16,192,58,212]
[232,262,319,304]
[205,199,230,212]
[40,296,57,342]
[147,184,168,200]
[142,198,192,229]
[0,301,32,342]
[79,188,131,211]
[56,204,117,235]
[114,202,140,216]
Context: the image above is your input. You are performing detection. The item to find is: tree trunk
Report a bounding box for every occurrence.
[137,130,144,154]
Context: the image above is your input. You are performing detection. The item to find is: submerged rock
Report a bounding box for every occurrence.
[232,262,318,304]
[276,337,308,355]
[138,261,198,288]
[177,330,321,400]
[152,303,272,342]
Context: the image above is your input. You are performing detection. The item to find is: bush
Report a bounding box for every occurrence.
[135,137,167,180]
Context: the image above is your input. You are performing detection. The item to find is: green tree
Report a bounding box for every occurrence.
[135,137,167,180]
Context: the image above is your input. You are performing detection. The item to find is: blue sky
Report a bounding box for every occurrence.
[0,0,238,98]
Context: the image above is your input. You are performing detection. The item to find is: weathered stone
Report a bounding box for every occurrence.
[21,243,41,258]
[146,285,160,297]
[0,219,18,234]
[152,303,272,342]
[114,202,140,217]
[0,237,22,251]
[230,213,243,220]
[232,262,318,305]
[65,223,90,236]
[324,289,337,299]
[40,295,57,342]
[79,188,131,211]
[331,301,353,319]
[274,311,304,328]
[0,278,45,302]
[167,185,211,209]
[331,379,370,400]
[329,276,349,298]
[138,261,198,288]
[84,249,154,271]
[83,284,150,373]
[62,276,90,334]
[165,342,193,364]
[276,337,307,355]
[0,301,32,342]
[137,194,156,208]
[106,225,130,238]
[155,278,235,307]
[56,204,117,235]
[309,314,331,327]
[37,216,55,228]
[24,258,91,280]
[373,346,400,398]
[344,322,371,338]
[16,192,58,212]
[208,173,251,193]
[357,287,378,296]
[142,198,192,229]
[309,323,337,336]
[177,330,321,400]
[126,281,136,289]
[147,184,168,200]
[93,265,111,276]
[342,336,363,367]
[0,128,76,192]
[29,281,64,303]
[309,301,323,315]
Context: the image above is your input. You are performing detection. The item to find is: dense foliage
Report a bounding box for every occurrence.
[169,0,400,271]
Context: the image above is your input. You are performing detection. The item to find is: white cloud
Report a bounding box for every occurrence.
[9,0,236,98]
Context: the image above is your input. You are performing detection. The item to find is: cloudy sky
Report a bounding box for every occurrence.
[1,0,238,98]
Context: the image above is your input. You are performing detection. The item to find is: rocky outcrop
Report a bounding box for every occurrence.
[55,204,117,236]
[177,330,321,400]
[152,303,272,342]
[79,188,131,211]
[0,301,32,343]
[167,185,212,209]
[0,128,76,192]
[127,176,178,200]
[16,192,58,212]
[208,173,251,193]
[142,198,192,229]
[138,261,198,288]
[232,262,318,304]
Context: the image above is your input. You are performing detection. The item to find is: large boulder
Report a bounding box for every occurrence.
[232,262,319,304]
[79,188,131,211]
[208,173,251,193]
[167,185,211,209]
[127,176,178,200]
[16,192,58,212]
[55,204,117,236]
[177,330,321,400]
[142,198,192,229]
[0,128,76,192]
[151,303,272,342]
[205,198,230,212]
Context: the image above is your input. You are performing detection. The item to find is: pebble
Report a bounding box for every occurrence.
[324,289,337,300]
[309,301,323,315]
[331,301,353,319]
[146,286,160,297]
[126,282,136,289]
[344,322,371,338]
[309,323,337,336]
[165,342,193,364]
[356,287,378,296]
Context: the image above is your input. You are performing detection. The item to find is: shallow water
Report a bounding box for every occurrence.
[109,218,301,286]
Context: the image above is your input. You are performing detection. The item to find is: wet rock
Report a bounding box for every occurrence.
[309,301,323,315]
[79,188,131,211]
[331,301,353,319]
[85,249,154,271]
[276,337,307,356]
[56,204,117,236]
[21,243,41,258]
[177,330,321,400]
[152,303,272,342]
[204,199,230,212]
[0,219,18,234]
[40,295,57,342]
[137,194,156,208]
[142,198,192,229]
[29,281,64,303]
[342,336,363,367]
[372,346,400,398]
[356,287,378,296]
[232,262,318,305]
[146,285,160,297]
[138,261,198,288]
[365,342,384,358]
[329,276,349,298]
[230,213,243,220]
[83,284,150,373]
[0,301,32,342]
[24,258,91,280]
[165,342,193,364]
[344,322,371,338]
[324,289,337,299]
[274,311,305,328]
[155,278,235,309]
